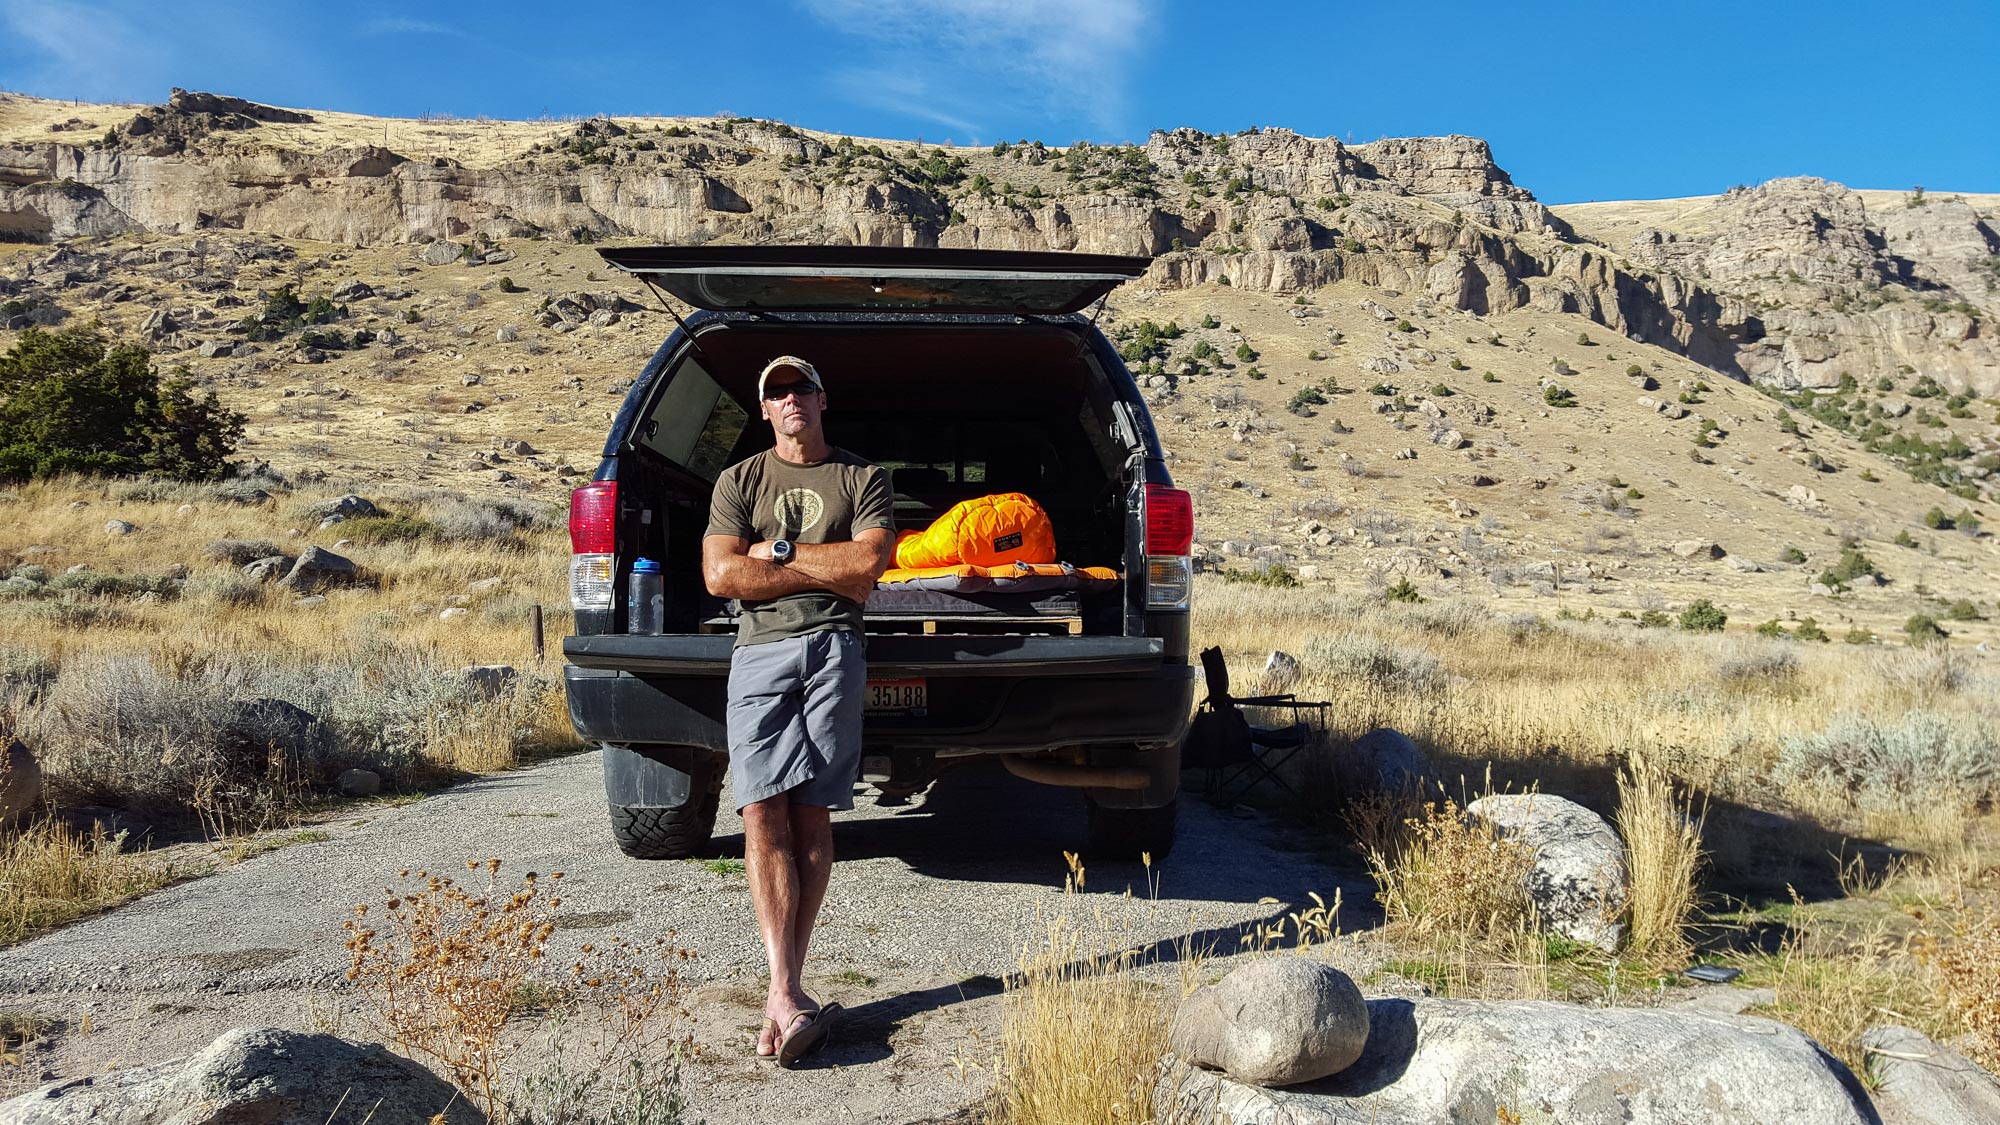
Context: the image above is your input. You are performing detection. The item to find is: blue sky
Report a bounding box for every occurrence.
[2,0,1994,204]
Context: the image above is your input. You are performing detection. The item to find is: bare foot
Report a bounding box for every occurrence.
[764,989,818,1056]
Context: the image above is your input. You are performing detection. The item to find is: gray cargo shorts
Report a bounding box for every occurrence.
[725,630,866,812]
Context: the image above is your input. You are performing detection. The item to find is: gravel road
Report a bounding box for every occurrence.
[0,752,1374,1122]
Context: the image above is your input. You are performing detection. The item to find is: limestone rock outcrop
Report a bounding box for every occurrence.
[1155,998,1877,1125]
[3,96,1995,394]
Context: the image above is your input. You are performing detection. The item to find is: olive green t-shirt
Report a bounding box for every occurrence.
[705,447,894,648]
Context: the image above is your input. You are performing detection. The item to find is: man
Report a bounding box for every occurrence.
[702,355,895,1066]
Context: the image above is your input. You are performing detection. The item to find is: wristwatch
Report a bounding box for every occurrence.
[770,539,794,565]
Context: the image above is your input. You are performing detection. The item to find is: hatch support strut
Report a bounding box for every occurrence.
[636,276,716,362]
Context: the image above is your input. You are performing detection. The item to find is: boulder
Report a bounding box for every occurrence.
[315,495,378,520]
[1155,998,1875,1124]
[1169,959,1370,1087]
[1464,793,1628,951]
[2,738,43,823]
[0,1026,480,1124]
[461,664,518,699]
[335,768,382,798]
[1263,650,1301,687]
[1862,1024,2000,1125]
[420,240,464,266]
[1350,727,1436,793]
[277,546,358,593]
[104,520,136,536]
[1669,539,1724,560]
[240,556,289,584]
[214,699,326,782]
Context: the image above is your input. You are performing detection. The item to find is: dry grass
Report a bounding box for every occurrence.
[1196,580,1998,838]
[1927,902,2000,1071]
[1616,758,1705,969]
[343,859,696,1122]
[992,854,1170,1125]
[0,820,176,945]
[1741,896,1946,1077]
[1355,796,1537,941]
[0,475,583,952]
[1201,576,1999,1050]
[1350,794,1553,1000]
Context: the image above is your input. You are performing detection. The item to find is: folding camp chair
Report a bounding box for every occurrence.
[1188,646,1330,802]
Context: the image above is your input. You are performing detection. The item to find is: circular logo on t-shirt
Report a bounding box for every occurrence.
[773,487,825,535]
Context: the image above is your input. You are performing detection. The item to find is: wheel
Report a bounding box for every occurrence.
[1086,797,1178,860]
[608,787,720,860]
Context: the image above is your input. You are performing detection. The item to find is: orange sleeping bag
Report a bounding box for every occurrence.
[894,492,1057,569]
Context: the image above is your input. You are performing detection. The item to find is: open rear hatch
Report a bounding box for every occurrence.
[596,246,1151,315]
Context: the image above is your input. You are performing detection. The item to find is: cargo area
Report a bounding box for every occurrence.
[611,316,1145,639]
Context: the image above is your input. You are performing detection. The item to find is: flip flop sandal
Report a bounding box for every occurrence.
[776,1002,842,1068]
[756,1016,780,1058]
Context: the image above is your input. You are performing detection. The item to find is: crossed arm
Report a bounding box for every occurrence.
[703,528,896,606]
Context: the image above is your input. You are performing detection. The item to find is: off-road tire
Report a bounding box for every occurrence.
[1085,796,1178,860]
[608,789,720,860]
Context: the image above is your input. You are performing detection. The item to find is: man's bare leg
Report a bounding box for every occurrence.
[787,803,834,982]
[744,794,814,1054]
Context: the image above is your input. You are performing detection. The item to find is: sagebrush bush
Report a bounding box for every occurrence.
[1777,712,1998,811]
[17,643,537,825]
[202,538,285,565]
[1876,644,1978,696]
[429,496,549,543]
[1304,632,1445,695]
[1397,599,1487,639]
[1716,643,1800,683]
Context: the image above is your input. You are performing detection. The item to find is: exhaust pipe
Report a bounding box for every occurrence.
[1000,755,1151,791]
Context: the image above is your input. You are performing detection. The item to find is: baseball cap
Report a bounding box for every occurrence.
[758,356,823,401]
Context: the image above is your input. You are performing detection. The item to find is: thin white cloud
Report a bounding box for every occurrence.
[801,0,1152,139]
[359,17,466,37]
[0,0,158,101]
[829,68,985,143]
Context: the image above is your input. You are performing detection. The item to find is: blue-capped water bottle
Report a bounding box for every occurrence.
[629,558,665,635]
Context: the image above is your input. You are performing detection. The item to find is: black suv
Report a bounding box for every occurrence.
[563,247,1195,860]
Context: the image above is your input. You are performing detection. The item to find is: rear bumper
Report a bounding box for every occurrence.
[564,633,1169,677]
[564,657,1195,756]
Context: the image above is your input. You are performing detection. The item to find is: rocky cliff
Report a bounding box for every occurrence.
[1,90,1995,395]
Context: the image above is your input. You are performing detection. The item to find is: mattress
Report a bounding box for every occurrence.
[874,561,1120,594]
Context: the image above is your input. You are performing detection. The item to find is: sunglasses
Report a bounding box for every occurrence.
[762,381,822,401]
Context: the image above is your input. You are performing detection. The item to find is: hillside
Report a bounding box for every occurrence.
[1,90,1996,644]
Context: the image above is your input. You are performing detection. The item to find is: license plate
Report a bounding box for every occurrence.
[865,677,927,715]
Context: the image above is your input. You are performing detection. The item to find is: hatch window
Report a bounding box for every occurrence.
[639,356,749,481]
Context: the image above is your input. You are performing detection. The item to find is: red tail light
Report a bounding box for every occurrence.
[1145,484,1193,556]
[569,481,618,554]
